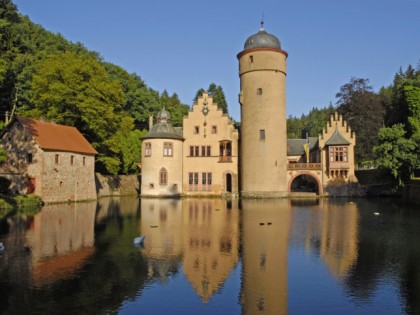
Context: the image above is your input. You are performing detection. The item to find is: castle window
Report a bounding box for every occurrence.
[202,172,212,186]
[330,146,348,162]
[189,146,200,157]
[27,153,33,163]
[83,157,86,166]
[163,142,173,156]
[189,172,199,186]
[257,88,263,95]
[219,141,232,162]
[207,146,211,156]
[212,125,217,134]
[259,130,265,141]
[55,154,60,164]
[71,155,74,165]
[159,168,168,185]
[145,143,152,157]
[194,126,200,134]
[250,55,254,63]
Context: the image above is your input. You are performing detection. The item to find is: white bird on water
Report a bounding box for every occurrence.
[374,212,380,216]
[133,236,145,245]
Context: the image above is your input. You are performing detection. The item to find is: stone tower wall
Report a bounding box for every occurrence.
[238,48,288,197]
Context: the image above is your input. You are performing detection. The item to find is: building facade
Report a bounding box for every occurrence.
[0,116,97,203]
[182,94,239,197]
[140,25,356,198]
[141,108,184,197]
[141,94,239,198]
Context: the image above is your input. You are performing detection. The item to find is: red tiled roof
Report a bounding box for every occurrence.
[17,117,98,155]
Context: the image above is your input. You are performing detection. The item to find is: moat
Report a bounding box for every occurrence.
[0,196,419,315]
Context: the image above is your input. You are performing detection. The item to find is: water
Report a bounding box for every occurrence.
[0,197,419,315]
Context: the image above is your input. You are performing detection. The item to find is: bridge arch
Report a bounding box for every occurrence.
[288,172,323,195]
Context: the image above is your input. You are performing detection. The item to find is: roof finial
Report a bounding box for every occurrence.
[260,13,265,30]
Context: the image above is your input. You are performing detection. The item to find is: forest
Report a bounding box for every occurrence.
[1,0,419,185]
[0,0,195,175]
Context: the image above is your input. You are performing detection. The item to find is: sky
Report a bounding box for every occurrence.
[13,0,420,121]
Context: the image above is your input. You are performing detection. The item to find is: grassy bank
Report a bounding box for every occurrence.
[0,194,43,218]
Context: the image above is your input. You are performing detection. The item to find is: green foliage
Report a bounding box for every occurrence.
[0,146,6,163]
[114,129,148,174]
[29,51,133,174]
[373,124,419,186]
[403,74,420,143]
[194,83,228,114]
[104,62,161,129]
[160,90,189,127]
[0,3,193,174]
[336,77,385,162]
[287,105,335,139]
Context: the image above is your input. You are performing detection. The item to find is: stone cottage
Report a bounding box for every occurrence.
[0,116,97,203]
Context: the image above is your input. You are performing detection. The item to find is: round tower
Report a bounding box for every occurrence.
[141,107,184,197]
[237,23,288,197]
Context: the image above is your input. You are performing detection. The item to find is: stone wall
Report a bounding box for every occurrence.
[95,173,140,197]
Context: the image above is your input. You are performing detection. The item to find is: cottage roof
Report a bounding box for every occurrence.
[287,137,318,156]
[15,116,98,155]
[325,128,350,145]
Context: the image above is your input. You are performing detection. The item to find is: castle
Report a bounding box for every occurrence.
[141,24,357,198]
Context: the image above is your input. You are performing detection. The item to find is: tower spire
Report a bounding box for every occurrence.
[260,14,265,30]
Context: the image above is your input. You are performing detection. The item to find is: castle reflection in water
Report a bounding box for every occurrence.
[0,196,364,314]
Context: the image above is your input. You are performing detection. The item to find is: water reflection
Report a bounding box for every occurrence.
[1,202,96,288]
[140,199,240,302]
[240,199,290,315]
[301,199,359,279]
[182,199,239,302]
[0,197,419,314]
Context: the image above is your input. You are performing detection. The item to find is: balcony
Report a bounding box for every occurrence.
[219,156,232,163]
[287,163,321,170]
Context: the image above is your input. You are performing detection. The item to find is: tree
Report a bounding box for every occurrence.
[287,105,335,139]
[336,78,385,162]
[116,129,148,174]
[373,124,419,186]
[29,51,133,174]
[160,90,189,127]
[382,65,417,128]
[194,83,228,114]
[104,62,162,129]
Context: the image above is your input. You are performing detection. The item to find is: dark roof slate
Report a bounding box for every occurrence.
[287,137,318,156]
[325,129,350,145]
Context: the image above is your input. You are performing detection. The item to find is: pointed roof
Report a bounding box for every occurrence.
[11,117,98,155]
[325,128,350,145]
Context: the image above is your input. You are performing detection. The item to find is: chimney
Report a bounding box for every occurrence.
[149,115,153,130]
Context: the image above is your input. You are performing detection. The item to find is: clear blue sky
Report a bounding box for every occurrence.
[13,0,420,121]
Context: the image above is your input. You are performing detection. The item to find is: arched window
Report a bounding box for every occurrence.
[159,168,168,185]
